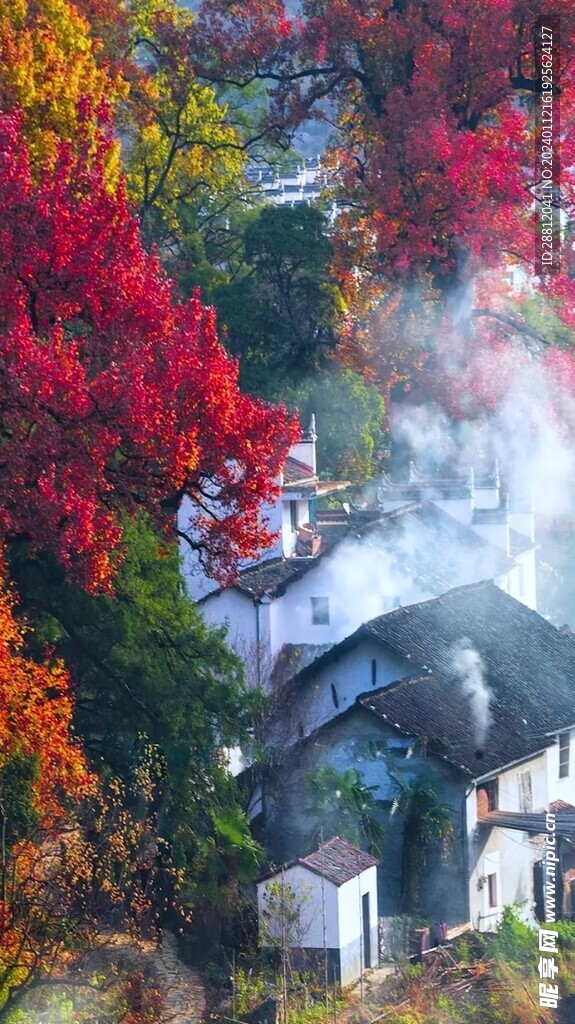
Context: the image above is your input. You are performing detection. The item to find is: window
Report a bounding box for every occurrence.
[290,501,298,533]
[488,873,498,908]
[486,779,499,810]
[518,770,533,812]
[559,732,571,779]
[331,683,339,709]
[477,778,499,814]
[311,596,330,625]
[371,659,377,687]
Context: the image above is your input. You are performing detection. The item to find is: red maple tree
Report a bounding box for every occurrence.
[0,110,299,590]
[193,0,575,313]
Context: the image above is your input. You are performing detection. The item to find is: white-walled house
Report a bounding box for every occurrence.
[257,582,575,929]
[180,416,349,605]
[257,836,379,986]
[182,418,538,689]
[194,477,537,690]
[264,580,562,749]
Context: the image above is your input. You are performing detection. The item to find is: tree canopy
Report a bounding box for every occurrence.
[0,109,298,591]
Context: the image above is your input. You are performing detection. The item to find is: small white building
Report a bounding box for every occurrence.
[257,836,379,986]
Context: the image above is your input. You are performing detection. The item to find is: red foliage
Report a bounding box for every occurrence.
[0,111,299,589]
[195,0,575,292]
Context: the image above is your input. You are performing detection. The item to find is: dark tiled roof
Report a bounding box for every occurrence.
[359,673,552,778]
[355,501,513,594]
[234,501,514,601]
[234,557,317,599]
[271,643,335,687]
[299,836,379,886]
[354,581,575,775]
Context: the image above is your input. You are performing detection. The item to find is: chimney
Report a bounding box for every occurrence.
[291,414,317,475]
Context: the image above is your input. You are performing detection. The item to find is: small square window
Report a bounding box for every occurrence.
[559,732,570,779]
[311,596,329,625]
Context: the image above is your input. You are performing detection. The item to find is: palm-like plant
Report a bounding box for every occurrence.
[391,773,454,914]
[304,765,386,856]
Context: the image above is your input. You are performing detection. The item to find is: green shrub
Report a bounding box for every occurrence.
[489,906,537,971]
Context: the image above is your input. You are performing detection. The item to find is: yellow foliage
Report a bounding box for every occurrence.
[0,0,122,175]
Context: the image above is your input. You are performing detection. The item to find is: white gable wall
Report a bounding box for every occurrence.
[337,866,379,982]
[467,751,548,931]
[273,641,413,748]
[257,864,339,949]
[496,550,537,610]
[269,555,431,655]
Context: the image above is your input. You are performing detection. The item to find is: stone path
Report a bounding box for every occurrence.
[103,930,207,1024]
[152,931,207,1024]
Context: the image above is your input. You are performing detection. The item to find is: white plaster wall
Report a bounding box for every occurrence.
[467,753,548,931]
[178,489,285,599]
[337,866,379,979]
[546,729,575,804]
[497,554,537,611]
[269,560,430,655]
[200,588,257,650]
[473,486,500,511]
[472,521,510,555]
[257,864,339,949]
[277,641,414,747]
[509,510,535,542]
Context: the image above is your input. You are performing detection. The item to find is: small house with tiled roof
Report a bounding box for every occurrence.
[258,581,575,930]
[256,836,379,985]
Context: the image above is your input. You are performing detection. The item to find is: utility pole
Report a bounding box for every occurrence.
[319,831,329,1018]
[357,851,364,1004]
[232,949,237,1022]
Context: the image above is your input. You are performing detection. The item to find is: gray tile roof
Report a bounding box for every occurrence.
[353,581,575,776]
[232,501,515,601]
[299,836,379,886]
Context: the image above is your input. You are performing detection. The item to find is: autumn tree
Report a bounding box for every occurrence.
[119,0,249,255]
[191,0,575,341]
[0,110,298,590]
[0,0,123,176]
[9,517,265,934]
[0,549,90,1015]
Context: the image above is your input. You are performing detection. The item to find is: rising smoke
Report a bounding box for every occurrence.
[448,639,493,758]
[392,349,575,516]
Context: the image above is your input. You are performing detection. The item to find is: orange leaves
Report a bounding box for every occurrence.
[0,554,93,823]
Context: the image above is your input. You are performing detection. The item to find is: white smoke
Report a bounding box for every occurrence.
[291,507,507,643]
[391,353,575,517]
[448,639,493,754]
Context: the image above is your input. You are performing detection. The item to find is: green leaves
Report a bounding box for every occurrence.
[304,765,386,856]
